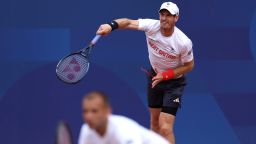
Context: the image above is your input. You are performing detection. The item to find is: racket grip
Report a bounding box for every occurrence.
[91,35,101,45]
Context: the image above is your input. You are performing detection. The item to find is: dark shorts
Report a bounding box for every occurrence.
[147,68,186,116]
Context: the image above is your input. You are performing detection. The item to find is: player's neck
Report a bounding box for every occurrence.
[96,121,108,137]
[161,27,175,37]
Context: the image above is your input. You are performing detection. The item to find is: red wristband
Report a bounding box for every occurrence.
[162,69,174,80]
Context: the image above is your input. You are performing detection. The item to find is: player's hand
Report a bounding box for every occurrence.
[96,24,112,36]
[152,69,163,88]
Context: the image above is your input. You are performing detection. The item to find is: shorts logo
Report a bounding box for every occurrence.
[173,98,180,103]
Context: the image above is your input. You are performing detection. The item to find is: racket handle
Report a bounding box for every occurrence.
[90,35,101,46]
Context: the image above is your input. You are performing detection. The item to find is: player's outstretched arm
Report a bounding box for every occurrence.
[96,18,139,36]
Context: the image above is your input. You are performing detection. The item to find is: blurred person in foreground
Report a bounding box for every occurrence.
[78,91,170,144]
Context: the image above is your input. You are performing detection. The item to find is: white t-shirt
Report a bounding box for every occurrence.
[78,115,169,144]
[138,19,193,73]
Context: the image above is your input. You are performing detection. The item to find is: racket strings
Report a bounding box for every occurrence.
[56,54,89,83]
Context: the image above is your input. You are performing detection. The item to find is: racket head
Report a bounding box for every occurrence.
[55,121,73,144]
[56,52,90,84]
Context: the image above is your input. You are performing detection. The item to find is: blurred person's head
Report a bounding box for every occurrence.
[82,91,111,136]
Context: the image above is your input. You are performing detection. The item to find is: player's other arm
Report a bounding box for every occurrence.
[152,60,194,88]
[96,18,139,35]
[173,60,194,78]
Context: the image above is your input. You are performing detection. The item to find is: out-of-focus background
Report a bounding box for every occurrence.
[1,0,256,143]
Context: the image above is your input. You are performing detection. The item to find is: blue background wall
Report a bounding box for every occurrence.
[0,0,256,143]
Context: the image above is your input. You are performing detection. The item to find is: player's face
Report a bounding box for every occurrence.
[159,9,178,30]
[82,98,110,130]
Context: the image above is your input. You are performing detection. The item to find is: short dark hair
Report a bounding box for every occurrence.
[83,91,110,107]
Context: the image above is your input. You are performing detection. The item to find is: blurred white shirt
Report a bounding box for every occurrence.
[78,115,169,144]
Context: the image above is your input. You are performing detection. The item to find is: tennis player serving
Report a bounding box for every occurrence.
[96,2,194,144]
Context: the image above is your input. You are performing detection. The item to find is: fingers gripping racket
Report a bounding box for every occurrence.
[56,35,101,84]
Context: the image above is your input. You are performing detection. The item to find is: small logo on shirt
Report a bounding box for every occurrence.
[188,49,192,55]
[170,47,175,52]
[173,98,180,103]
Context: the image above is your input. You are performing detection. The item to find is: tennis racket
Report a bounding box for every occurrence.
[56,35,101,84]
[55,121,73,144]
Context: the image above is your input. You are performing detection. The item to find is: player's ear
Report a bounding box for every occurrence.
[175,15,179,22]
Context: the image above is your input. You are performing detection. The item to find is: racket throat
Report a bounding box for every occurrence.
[81,46,93,57]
